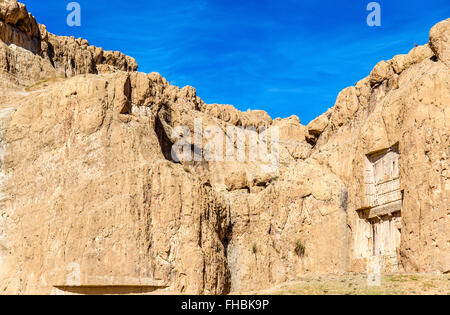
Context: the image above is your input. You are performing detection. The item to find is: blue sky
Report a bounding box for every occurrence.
[23,1,449,124]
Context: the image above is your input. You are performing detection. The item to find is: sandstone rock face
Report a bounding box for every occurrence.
[0,0,40,51]
[0,73,232,294]
[0,1,448,294]
[311,40,449,274]
[225,159,349,292]
[370,61,395,87]
[0,0,137,86]
[430,18,450,67]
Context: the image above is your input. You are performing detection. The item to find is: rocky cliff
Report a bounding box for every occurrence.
[0,1,448,294]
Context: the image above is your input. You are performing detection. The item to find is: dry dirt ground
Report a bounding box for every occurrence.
[242,274,450,295]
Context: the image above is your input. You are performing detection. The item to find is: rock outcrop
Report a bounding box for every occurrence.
[310,37,449,275]
[0,1,448,294]
[0,0,136,86]
[430,19,450,67]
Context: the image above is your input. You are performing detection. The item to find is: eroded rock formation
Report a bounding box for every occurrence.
[0,1,448,294]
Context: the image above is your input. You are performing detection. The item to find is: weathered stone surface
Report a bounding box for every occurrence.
[272,115,310,161]
[370,60,394,86]
[391,44,434,74]
[226,158,349,292]
[0,2,448,295]
[0,0,137,85]
[430,18,450,67]
[310,43,449,274]
[307,111,330,137]
[201,103,273,130]
[306,109,331,144]
[0,74,230,294]
[0,0,40,53]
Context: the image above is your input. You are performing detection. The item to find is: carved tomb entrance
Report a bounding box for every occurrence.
[355,145,403,272]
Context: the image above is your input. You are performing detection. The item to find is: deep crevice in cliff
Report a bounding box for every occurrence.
[154,108,176,162]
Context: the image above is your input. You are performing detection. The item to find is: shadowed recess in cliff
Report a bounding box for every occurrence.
[154,106,176,162]
[54,286,165,295]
